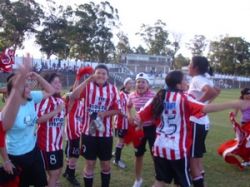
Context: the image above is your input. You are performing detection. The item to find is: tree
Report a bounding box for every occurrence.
[115,31,132,63]
[0,0,43,50]
[187,35,208,56]
[136,19,171,55]
[132,45,147,54]
[174,54,189,69]
[73,1,119,63]
[36,3,71,60]
[208,36,250,75]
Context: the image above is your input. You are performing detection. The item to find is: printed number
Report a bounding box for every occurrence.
[49,154,57,165]
[72,148,80,155]
[159,117,177,135]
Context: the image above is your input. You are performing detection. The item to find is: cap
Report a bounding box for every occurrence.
[135,72,150,83]
[123,77,132,86]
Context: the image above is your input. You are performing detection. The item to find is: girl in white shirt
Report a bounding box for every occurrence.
[188,56,220,187]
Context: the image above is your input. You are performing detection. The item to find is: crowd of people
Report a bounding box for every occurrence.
[0,56,250,187]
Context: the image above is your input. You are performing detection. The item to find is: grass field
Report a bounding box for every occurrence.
[2,89,250,187]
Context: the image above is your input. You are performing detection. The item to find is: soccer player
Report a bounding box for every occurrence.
[136,70,250,187]
[63,66,93,186]
[113,77,133,169]
[4,66,54,186]
[36,73,65,187]
[70,64,121,187]
[188,56,220,186]
[127,72,155,187]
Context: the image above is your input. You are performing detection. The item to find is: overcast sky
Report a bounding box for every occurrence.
[17,0,250,58]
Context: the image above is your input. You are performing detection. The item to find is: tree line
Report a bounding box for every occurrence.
[1,0,250,75]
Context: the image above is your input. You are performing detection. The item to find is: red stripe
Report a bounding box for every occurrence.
[179,93,185,158]
[170,149,175,160]
[156,146,160,157]
[162,147,167,158]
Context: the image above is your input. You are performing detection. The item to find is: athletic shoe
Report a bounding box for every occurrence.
[113,159,127,169]
[66,176,80,187]
[132,178,143,187]
[241,161,250,167]
[63,172,80,187]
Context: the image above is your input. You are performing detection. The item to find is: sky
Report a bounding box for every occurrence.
[16,0,250,58]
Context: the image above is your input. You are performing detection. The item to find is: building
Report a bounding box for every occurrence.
[121,53,171,75]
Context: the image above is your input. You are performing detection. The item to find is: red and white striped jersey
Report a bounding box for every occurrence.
[138,91,205,160]
[36,96,65,152]
[65,99,84,140]
[114,90,129,130]
[128,89,155,127]
[81,82,121,137]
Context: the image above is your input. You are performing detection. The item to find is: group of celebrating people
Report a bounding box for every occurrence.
[0,56,250,187]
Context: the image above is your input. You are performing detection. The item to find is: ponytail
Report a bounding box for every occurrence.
[151,89,166,119]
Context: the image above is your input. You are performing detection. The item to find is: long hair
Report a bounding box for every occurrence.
[192,56,213,76]
[151,71,184,119]
[43,72,61,98]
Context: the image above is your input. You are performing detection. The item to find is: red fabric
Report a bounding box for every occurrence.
[0,176,20,187]
[0,123,6,148]
[124,124,144,147]
[76,66,94,80]
[217,112,250,170]
[0,48,15,73]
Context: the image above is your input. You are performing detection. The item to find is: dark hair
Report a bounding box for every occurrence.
[151,89,166,119]
[43,72,61,84]
[240,88,250,99]
[165,71,184,89]
[43,72,61,98]
[150,70,184,119]
[95,64,109,75]
[192,56,213,76]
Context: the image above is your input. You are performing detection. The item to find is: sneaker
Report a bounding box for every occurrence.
[113,159,127,169]
[132,178,143,187]
[66,176,81,187]
[63,172,68,178]
[241,161,250,167]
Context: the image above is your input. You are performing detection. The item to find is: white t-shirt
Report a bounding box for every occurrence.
[188,75,214,127]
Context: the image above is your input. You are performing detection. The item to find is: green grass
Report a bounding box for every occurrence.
[2,89,250,187]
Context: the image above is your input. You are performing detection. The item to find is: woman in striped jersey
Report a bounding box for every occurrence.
[63,66,94,186]
[70,64,121,187]
[137,71,250,187]
[36,73,65,187]
[113,77,133,169]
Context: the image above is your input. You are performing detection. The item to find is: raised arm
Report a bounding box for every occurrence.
[28,72,55,99]
[70,74,95,101]
[2,60,31,130]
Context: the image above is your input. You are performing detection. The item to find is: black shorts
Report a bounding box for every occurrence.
[114,129,128,138]
[65,138,80,158]
[8,146,48,187]
[191,123,208,158]
[81,134,113,161]
[154,156,191,187]
[42,150,63,170]
[134,125,156,157]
